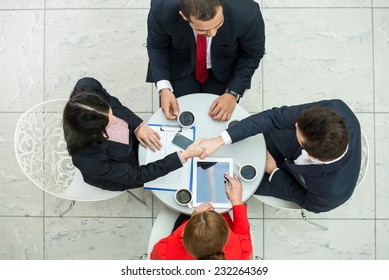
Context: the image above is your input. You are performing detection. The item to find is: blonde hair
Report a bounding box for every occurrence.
[183,211,229,260]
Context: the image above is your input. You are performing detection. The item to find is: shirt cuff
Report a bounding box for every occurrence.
[156,80,173,94]
[177,151,187,165]
[268,168,280,182]
[220,130,232,145]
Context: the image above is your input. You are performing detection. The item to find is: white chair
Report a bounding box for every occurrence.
[148,207,180,258]
[253,130,369,230]
[14,99,145,216]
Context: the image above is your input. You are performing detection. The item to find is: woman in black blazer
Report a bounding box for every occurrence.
[63,77,202,191]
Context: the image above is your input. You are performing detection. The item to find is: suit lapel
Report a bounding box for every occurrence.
[210,7,231,60]
[178,16,196,67]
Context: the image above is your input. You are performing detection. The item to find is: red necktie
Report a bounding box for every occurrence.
[195,34,208,83]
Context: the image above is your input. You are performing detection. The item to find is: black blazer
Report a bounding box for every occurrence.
[227,99,361,213]
[146,0,265,95]
[70,77,183,191]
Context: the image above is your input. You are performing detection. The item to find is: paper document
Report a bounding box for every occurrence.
[144,124,195,191]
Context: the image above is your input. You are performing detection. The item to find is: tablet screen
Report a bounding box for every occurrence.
[192,158,233,208]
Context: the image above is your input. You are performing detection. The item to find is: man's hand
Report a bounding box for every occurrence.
[208,93,237,121]
[134,123,162,152]
[160,88,179,120]
[224,173,243,206]
[182,138,204,160]
[265,150,277,174]
[199,136,225,159]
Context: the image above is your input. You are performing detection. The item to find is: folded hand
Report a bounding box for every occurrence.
[134,124,162,152]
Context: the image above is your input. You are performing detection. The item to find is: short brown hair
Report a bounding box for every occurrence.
[297,106,349,161]
[180,0,223,21]
[183,211,229,260]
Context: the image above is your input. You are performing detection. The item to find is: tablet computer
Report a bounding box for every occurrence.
[192,158,233,208]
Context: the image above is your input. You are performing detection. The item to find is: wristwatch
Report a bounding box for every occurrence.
[225,89,240,102]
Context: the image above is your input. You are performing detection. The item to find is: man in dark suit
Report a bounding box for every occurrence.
[198,100,362,213]
[146,0,265,121]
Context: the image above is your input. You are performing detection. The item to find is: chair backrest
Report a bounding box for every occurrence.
[148,207,180,257]
[356,130,369,188]
[254,129,369,211]
[14,99,123,201]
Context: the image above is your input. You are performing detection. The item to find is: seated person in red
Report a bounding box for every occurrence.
[150,173,252,260]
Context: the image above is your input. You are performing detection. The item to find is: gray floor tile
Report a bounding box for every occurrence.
[264,219,375,259]
[262,8,373,112]
[0,217,43,260]
[45,217,152,259]
[376,219,389,259]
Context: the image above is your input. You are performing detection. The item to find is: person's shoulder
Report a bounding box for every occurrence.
[320,99,353,113]
[224,0,260,13]
[72,144,106,166]
[150,0,179,14]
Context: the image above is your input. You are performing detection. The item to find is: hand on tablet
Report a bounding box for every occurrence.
[224,173,243,206]
[192,203,214,217]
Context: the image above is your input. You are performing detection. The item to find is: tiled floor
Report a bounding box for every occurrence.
[0,0,388,260]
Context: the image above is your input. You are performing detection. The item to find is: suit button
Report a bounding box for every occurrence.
[182,72,186,77]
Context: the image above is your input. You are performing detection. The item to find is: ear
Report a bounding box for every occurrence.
[179,11,188,21]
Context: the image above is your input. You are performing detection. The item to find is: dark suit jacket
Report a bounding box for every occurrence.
[227,99,361,213]
[146,0,265,95]
[70,77,183,191]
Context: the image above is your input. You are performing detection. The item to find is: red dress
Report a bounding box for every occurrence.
[150,204,252,260]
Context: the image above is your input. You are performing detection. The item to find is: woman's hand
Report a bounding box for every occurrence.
[134,124,162,152]
[224,172,243,206]
[191,203,214,217]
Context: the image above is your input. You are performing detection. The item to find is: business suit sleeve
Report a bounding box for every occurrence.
[146,10,172,82]
[77,152,183,191]
[227,7,265,94]
[227,104,303,143]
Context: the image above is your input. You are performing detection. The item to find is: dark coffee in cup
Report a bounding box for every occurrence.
[178,111,195,128]
[239,164,257,181]
[175,189,192,205]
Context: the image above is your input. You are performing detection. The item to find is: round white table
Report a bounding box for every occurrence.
[139,93,266,214]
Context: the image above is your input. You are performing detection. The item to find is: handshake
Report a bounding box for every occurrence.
[181,137,225,160]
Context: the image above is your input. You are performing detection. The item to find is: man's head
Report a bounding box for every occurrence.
[296,106,349,162]
[179,0,224,37]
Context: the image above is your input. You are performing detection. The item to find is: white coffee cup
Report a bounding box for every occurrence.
[237,163,257,182]
[177,111,196,128]
[175,189,193,206]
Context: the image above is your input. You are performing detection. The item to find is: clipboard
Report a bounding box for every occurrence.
[144,124,196,191]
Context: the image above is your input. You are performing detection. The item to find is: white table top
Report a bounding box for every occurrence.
[139,93,266,214]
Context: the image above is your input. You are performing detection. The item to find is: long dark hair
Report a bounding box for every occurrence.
[63,92,110,155]
[183,211,229,260]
